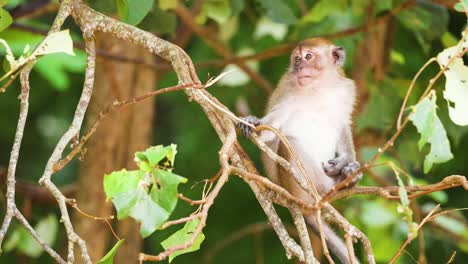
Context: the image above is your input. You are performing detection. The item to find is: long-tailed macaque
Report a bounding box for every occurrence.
[238,38,362,263]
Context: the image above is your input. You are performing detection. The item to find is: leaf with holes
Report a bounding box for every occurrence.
[409,94,453,173]
[161,219,205,263]
[150,170,187,213]
[437,31,468,126]
[134,144,177,172]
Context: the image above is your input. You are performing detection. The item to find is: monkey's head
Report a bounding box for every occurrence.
[290,38,345,87]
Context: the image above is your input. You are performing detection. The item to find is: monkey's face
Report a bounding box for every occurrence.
[290,41,346,87]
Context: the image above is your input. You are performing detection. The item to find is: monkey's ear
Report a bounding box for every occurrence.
[332,46,345,67]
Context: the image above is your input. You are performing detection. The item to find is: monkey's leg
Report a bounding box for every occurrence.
[237,115,261,138]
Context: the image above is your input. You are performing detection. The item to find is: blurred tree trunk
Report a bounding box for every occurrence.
[73,32,156,263]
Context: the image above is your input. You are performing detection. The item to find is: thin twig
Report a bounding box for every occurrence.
[389,204,441,264]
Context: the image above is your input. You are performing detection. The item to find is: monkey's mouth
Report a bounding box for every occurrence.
[297,75,312,80]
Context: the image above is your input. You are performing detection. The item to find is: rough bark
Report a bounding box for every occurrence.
[72,32,156,263]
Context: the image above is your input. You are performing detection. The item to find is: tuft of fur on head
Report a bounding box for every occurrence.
[298,37,335,48]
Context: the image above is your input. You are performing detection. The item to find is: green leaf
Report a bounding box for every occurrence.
[356,81,401,132]
[134,145,178,171]
[397,3,448,53]
[203,0,231,24]
[455,0,468,12]
[104,169,144,200]
[97,239,125,264]
[257,0,297,25]
[150,170,187,213]
[138,6,177,35]
[0,0,8,8]
[360,201,397,227]
[5,215,59,257]
[0,28,86,90]
[35,51,86,91]
[301,0,347,24]
[105,145,185,238]
[129,188,170,237]
[115,0,154,25]
[395,174,409,207]
[409,94,453,173]
[0,8,12,32]
[161,219,205,262]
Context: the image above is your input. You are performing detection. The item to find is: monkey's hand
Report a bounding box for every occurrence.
[237,116,261,138]
[341,161,362,187]
[322,155,349,176]
[323,157,363,187]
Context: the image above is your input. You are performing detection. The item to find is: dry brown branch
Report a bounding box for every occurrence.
[330,175,468,202]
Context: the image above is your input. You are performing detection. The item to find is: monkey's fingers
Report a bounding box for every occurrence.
[341,161,362,185]
[323,157,347,176]
[237,116,261,138]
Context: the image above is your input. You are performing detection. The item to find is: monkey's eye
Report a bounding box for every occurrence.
[305,53,313,60]
[294,56,301,62]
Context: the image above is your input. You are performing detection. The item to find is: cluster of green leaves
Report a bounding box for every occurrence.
[3,215,58,258]
[103,145,204,263]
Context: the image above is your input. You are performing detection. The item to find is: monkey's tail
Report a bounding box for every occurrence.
[304,214,358,264]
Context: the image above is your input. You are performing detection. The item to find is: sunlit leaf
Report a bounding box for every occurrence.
[218,47,258,86]
[161,219,205,262]
[134,144,178,171]
[97,239,125,264]
[253,16,287,41]
[103,169,143,200]
[455,0,468,12]
[32,30,75,57]
[437,33,468,126]
[409,93,453,173]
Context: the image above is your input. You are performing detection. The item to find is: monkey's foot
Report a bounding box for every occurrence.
[341,161,362,186]
[237,116,261,138]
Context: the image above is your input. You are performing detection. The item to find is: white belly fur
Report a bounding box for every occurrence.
[262,80,355,166]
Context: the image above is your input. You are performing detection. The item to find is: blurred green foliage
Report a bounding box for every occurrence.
[0,0,468,263]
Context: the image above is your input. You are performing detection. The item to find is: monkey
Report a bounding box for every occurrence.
[238,38,362,263]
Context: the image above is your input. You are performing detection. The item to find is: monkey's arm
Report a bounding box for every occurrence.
[322,126,362,185]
